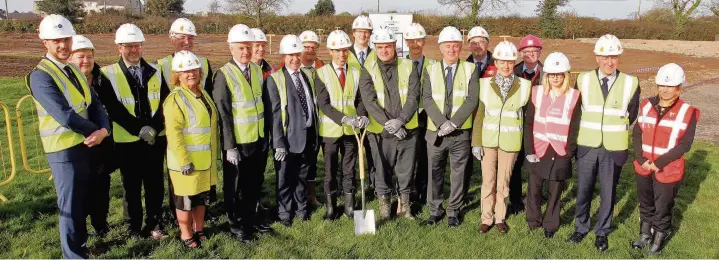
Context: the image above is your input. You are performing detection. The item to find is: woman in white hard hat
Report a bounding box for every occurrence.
[631,63,699,254]
[523,52,582,239]
[67,34,117,237]
[164,50,219,249]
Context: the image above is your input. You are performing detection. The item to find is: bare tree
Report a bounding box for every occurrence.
[656,0,703,38]
[208,0,223,14]
[437,0,515,18]
[226,0,292,27]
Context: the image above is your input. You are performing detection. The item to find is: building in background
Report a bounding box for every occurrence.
[34,0,142,15]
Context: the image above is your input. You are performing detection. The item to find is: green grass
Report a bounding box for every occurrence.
[0,76,718,258]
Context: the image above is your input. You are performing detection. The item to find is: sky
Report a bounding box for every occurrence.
[5,0,664,20]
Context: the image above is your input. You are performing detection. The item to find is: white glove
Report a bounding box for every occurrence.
[274,148,288,161]
[355,116,370,128]
[227,148,241,166]
[472,147,484,160]
[181,163,194,175]
[437,121,457,137]
[384,119,404,134]
[341,116,356,126]
[526,154,540,163]
[139,126,157,145]
[394,127,407,140]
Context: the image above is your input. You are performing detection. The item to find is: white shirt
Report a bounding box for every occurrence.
[233,58,249,72]
[332,62,348,78]
[45,54,68,75]
[443,61,458,76]
[286,67,314,127]
[354,45,370,63]
[600,70,618,91]
[301,60,317,69]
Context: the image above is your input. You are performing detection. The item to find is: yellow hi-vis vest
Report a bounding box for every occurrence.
[316,64,361,138]
[348,49,376,69]
[364,57,419,133]
[478,77,532,152]
[576,71,638,151]
[426,61,476,131]
[26,59,92,153]
[269,68,317,133]
[219,62,265,144]
[165,86,217,196]
[157,55,210,88]
[101,63,165,143]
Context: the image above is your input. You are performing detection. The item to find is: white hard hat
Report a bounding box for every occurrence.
[371,28,396,44]
[492,40,519,61]
[169,18,197,37]
[594,34,623,56]
[251,28,267,42]
[467,26,489,41]
[39,14,75,40]
[437,26,462,44]
[352,15,373,30]
[655,63,685,86]
[71,35,94,52]
[326,30,352,50]
[404,23,426,40]
[300,30,320,43]
[227,24,254,43]
[115,23,145,44]
[171,50,202,72]
[279,35,303,54]
[543,52,571,73]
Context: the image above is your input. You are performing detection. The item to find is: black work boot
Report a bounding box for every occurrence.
[400,193,414,219]
[632,222,653,249]
[379,195,391,219]
[343,193,354,218]
[324,194,337,220]
[647,231,669,254]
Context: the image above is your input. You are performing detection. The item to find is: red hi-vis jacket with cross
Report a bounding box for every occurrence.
[531,85,580,158]
[633,99,699,183]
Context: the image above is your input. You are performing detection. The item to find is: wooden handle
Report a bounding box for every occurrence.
[352,127,368,180]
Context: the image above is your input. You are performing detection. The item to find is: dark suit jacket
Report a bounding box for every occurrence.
[265,67,319,153]
[422,61,479,144]
[513,61,544,86]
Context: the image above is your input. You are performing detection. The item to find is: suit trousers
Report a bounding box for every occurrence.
[480,148,519,225]
[87,170,111,234]
[322,135,357,195]
[117,138,166,232]
[427,134,470,217]
[49,154,92,259]
[367,132,418,196]
[525,170,565,232]
[414,126,429,202]
[224,143,266,236]
[275,142,317,221]
[509,148,526,207]
[574,147,622,236]
[635,174,681,233]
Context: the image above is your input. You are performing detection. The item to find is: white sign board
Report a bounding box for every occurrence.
[368,13,413,57]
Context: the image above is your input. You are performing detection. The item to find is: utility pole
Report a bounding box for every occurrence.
[377,0,379,12]
[5,0,9,20]
[103,0,107,14]
[637,0,641,20]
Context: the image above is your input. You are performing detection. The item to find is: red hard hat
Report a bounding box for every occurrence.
[520,35,542,50]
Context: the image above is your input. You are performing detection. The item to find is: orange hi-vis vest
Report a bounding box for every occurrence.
[531,85,580,158]
[633,98,699,183]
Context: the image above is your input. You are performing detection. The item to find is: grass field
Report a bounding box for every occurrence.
[0,76,717,258]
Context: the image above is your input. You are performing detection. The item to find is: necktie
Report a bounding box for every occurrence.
[242,67,250,82]
[476,62,483,72]
[445,66,454,94]
[445,66,454,117]
[63,66,84,95]
[601,77,609,98]
[293,72,309,120]
[338,67,346,89]
[129,66,142,86]
[359,51,366,66]
[413,60,421,77]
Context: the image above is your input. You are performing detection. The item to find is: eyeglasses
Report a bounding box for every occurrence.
[120,43,143,49]
[304,46,318,51]
[469,40,489,46]
[522,50,540,54]
[548,74,565,79]
[172,35,196,42]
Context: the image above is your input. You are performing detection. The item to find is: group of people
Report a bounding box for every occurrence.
[27,13,699,258]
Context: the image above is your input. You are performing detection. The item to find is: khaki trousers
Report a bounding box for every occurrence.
[480,148,519,225]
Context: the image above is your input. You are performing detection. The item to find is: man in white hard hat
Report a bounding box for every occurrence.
[212,24,271,242]
[348,15,375,68]
[422,26,479,227]
[404,22,435,205]
[313,30,369,220]
[568,34,640,251]
[358,28,420,220]
[67,34,116,238]
[277,31,326,75]
[28,14,110,258]
[631,63,698,254]
[266,35,320,227]
[466,26,497,78]
[96,23,170,240]
[471,40,532,234]
[250,28,275,80]
[157,18,213,92]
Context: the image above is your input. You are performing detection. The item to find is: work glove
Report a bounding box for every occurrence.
[139,126,157,145]
[341,116,356,126]
[227,148,241,166]
[181,163,194,175]
[472,147,484,160]
[526,154,540,163]
[355,116,370,128]
[437,121,457,137]
[384,119,404,134]
[394,127,407,140]
[274,148,288,161]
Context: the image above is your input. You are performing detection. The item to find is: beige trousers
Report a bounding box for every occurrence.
[480,148,519,225]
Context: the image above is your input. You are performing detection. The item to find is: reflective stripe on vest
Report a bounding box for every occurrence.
[478,77,531,152]
[220,62,265,144]
[576,71,638,150]
[364,57,419,133]
[158,55,209,88]
[101,63,164,143]
[166,87,213,172]
[531,85,579,157]
[269,68,317,133]
[317,64,361,138]
[27,60,92,153]
[426,61,475,131]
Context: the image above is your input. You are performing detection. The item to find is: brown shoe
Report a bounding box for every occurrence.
[497,223,508,233]
[479,224,491,233]
[151,230,169,240]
